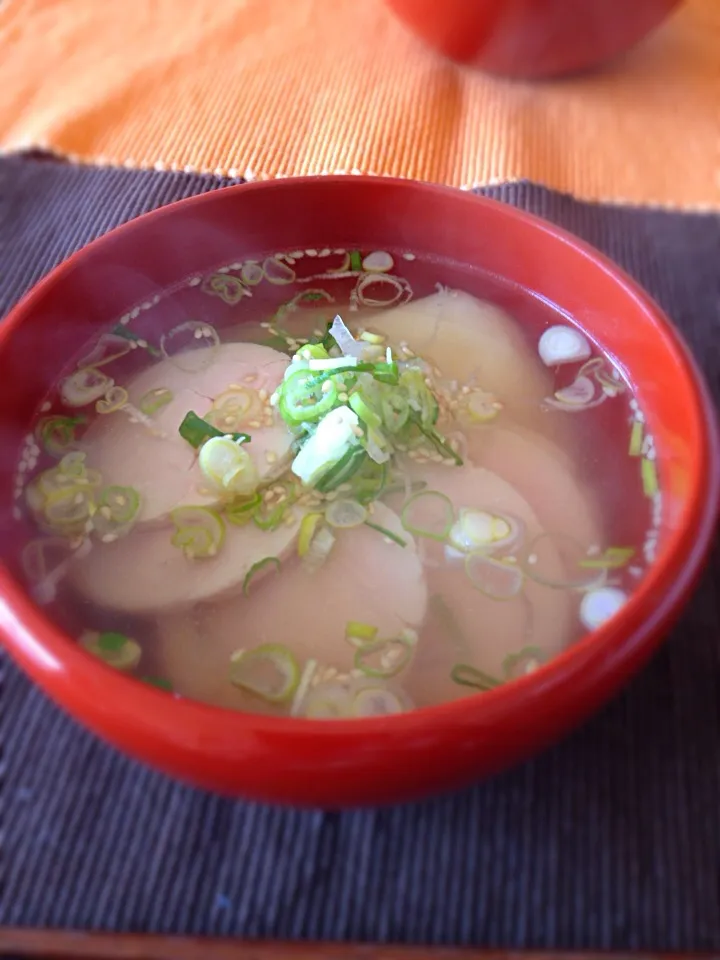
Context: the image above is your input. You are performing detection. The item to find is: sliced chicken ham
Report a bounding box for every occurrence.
[361,290,554,430]
[83,342,294,524]
[152,504,426,711]
[395,466,576,708]
[464,422,600,551]
[69,505,305,614]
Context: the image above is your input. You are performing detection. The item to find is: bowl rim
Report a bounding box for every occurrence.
[0,174,718,747]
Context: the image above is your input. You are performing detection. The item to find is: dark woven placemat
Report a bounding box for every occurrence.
[1,156,719,951]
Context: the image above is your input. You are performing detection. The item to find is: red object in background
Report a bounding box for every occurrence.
[0,176,717,808]
[383,0,682,77]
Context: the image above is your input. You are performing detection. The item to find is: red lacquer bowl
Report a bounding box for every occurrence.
[0,177,716,807]
[383,0,682,78]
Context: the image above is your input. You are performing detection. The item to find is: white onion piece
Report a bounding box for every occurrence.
[580,587,628,630]
[329,315,365,358]
[538,325,592,367]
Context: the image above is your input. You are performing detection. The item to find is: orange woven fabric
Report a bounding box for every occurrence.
[0,0,718,209]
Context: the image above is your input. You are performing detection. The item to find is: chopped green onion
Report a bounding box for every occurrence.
[401,490,454,541]
[345,621,379,645]
[596,368,625,394]
[359,331,385,345]
[349,390,382,429]
[225,492,262,526]
[302,525,336,572]
[111,324,161,357]
[354,636,415,678]
[364,520,407,548]
[252,500,289,531]
[450,663,501,692]
[142,676,173,691]
[243,556,281,595]
[629,420,643,456]
[95,385,130,415]
[178,410,251,449]
[298,512,324,557]
[641,456,658,498]
[381,393,409,433]
[448,509,515,554]
[229,643,300,703]
[37,415,86,457]
[207,387,256,429]
[61,367,114,408]
[325,498,368,529]
[80,630,141,671]
[290,658,319,716]
[298,343,330,361]
[139,387,173,416]
[92,485,141,539]
[314,446,367,493]
[279,369,338,425]
[302,680,351,718]
[466,390,501,423]
[410,413,463,465]
[353,460,388,504]
[170,506,225,559]
[349,250,363,272]
[199,436,259,497]
[521,532,601,590]
[578,546,635,570]
[98,486,140,525]
[502,646,543,680]
[464,554,524,600]
[43,485,95,533]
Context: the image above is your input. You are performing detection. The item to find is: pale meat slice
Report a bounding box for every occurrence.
[396,465,576,709]
[152,504,426,712]
[82,342,294,524]
[463,422,600,551]
[69,507,304,614]
[359,290,553,429]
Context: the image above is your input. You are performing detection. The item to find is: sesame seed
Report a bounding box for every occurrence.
[265,451,277,464]
[248,420,261,428]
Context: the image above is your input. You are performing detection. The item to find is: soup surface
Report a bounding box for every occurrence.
[11,247,661,718]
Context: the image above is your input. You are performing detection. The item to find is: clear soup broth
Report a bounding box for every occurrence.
[12,248,660,718]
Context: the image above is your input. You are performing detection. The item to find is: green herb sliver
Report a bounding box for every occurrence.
[178,410,251,449]
[450,663,502,692]
[142,676,173,692]
[364,520,407,548]
[243,557,281,595]
[111,324,161,357]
